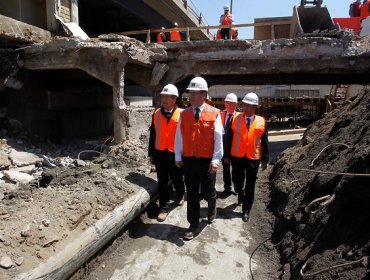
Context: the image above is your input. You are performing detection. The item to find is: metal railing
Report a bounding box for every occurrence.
[117,20,294,43]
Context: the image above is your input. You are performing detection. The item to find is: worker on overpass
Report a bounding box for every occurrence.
[149,84,185,222]
[157,27,167,43]
[219,93,239,199]
[219,5,234,39]
[224,92,269,222]
[170,22,181,42]
[349,0,362,17]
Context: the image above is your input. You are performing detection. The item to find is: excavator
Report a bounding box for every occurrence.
[298,0,370,35]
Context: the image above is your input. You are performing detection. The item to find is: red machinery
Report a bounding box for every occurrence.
[333,1,370,34]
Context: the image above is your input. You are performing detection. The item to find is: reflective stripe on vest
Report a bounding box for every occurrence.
[180,104,219,158]
[231,114,265,159]
[153,108,180,152]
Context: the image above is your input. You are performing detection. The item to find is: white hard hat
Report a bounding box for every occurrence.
[174,22,178,27]
[160,84,178,97]
[225,93,238,103]
[224,5,230,10]
[242,92,259,106]
[186,77,208,92]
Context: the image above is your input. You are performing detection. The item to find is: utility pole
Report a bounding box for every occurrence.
[230,0,233,13]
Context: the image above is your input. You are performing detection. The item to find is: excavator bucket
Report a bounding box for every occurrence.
[292,5,336,36]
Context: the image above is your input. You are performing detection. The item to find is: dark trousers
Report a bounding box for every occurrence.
[221,28,231,39]
[154,150,185,212]
[222,158,232,191]
[231,156,260,212]
[183,157,217,227]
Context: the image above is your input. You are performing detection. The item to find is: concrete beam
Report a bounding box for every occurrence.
[162,37,370,85]
[0,15,51,44]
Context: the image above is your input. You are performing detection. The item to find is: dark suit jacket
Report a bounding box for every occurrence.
[222,111,235,152]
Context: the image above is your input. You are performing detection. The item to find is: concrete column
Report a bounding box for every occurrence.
[113,70,127,143]
[46,0,58,32]
[71,0,79,24]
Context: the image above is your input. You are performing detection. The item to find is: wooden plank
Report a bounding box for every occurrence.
[15,183,158,280]
[116,21,294,36]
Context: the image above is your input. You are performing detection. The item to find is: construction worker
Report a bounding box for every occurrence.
[149,84,185,222]
[170,22,181,42]
[219,93,238,198]
[349,0,362,17]
[157,27,167,43]
[219,5,234,40]
[224,92,269,222]
[175,77,223,240]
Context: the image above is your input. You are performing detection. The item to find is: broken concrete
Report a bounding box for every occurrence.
[8,149,42,167]
[0,15,51,44]
[160,35,370,86]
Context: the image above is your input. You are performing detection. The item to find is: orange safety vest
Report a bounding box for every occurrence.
[221,14,233,26]
[180,104,220,158]
[170,29,181,42]
[230,114,266,160]
[153,108,181,152]
[157,32,164,43]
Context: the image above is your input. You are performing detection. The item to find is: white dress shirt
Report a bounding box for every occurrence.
[175,103,223,165]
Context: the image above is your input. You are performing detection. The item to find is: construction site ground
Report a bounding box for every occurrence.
[0,91,369,280]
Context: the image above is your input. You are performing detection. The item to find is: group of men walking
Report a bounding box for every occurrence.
[148,76,269,241]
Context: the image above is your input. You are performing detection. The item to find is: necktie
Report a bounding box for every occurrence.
[247,117,251,129]
[194,108,200,122]
[225,113,232,127]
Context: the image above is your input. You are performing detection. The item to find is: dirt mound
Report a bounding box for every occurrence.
[268,90,370,279]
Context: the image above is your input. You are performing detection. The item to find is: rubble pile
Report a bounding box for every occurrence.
[0,110,154,279]
[269,90,370,279]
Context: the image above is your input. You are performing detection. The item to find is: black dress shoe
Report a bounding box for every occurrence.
[218,189,232,198]
[183,225,198,240]
[242,211,249,222]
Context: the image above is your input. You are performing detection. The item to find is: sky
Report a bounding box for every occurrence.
[189,0,352,39]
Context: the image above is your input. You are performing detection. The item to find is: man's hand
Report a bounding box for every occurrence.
[223,158,230,165]
[261,162,268,171]
[175,161,183,168]
[208,163,218,174]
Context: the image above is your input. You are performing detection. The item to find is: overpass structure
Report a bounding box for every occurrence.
[23,35,370,142]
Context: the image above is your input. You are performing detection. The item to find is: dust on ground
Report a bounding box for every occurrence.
[0,108,155,279]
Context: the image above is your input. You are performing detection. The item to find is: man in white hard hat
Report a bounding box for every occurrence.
[149,84,185,222]
[224,92,269,222]
[175,76,223,240]
[170,22,181,42]
[219,5,234,39]
[157,27,167,43]
[219,93,238,198]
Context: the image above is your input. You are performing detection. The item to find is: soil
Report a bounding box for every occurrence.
[268,89,370,279]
